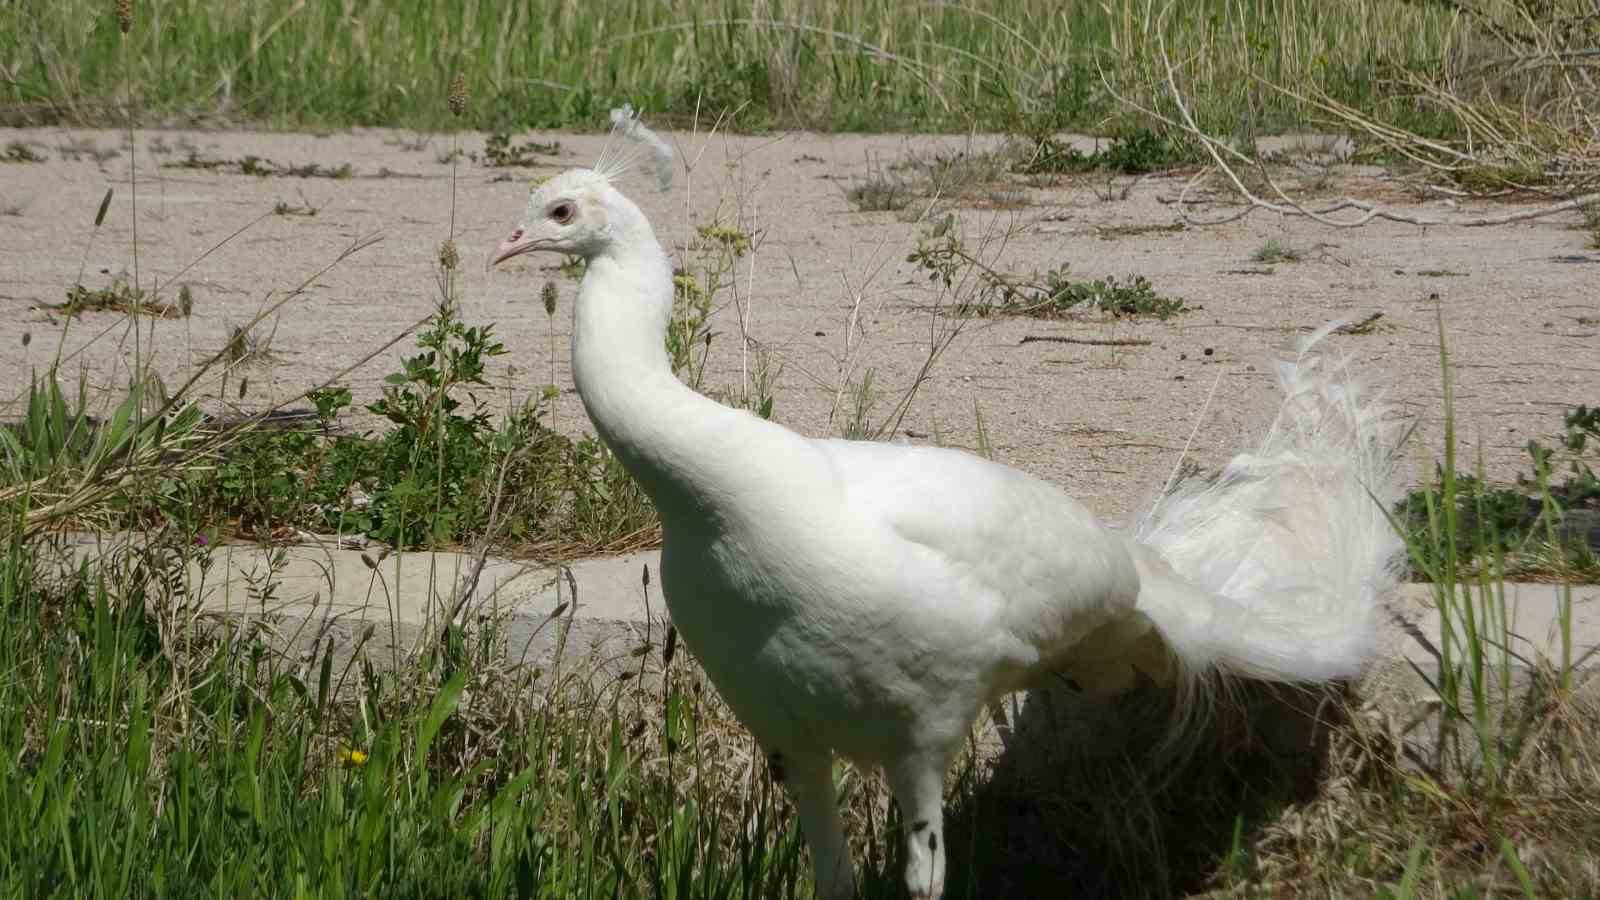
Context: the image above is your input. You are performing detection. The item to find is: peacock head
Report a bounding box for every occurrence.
[489,105,673,269]
[489,169,618,265]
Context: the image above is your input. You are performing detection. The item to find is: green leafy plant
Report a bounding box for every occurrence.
[951,259,1189,321]
[164,152,352,178]
[359,304,506,546]
[1250,238,1304,263]
[189,301,654,553]
[1012,127,1182,176]
[1397,403,1599,579]
[1098,128,1181,174]
[847,174,914,212]
[480,132,561,167]
[668,222,754,388]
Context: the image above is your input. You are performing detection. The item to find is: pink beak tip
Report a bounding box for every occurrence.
[488,230,526,270]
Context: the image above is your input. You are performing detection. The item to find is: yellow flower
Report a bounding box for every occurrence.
[338,747,368,767]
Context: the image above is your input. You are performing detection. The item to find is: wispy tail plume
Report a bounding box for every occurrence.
[1133,323,1410,685]
[595,104,674,192]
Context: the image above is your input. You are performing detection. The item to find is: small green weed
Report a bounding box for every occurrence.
[899,149,1016,197]
[962,263,1189,321]
[697,223,753,256]
[1251,239,1305,263]
[669,269,713,384]
[1099,128,1182,174]
[163,152,352,178]
[2,140,45,163]
[848,148,1023,215]
[1334,312,1388,335]
[1012,128,1183,176]
[557,254,587,280]
[1451,162,1551,193]
[839,368,877,441]
[847,175,914,212]
[54,137,119,163]
[271,193,321,216]
[1581,200,1600,249]
[277,159,351,178]
[58,277,186,318]
[223,321,277,367]
[666,221,756,387]
[1098,221,1186,240]
[479,132,560,167]
[907,215,1182,321]
[1011,135,1097,176]
[1397,404,1600,580]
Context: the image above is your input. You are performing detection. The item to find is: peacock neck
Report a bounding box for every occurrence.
[570,234,769,528]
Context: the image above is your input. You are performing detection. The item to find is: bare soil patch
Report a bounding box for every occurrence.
[1,127,1594,526]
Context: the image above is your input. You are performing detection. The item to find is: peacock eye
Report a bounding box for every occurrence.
[550,203,575,225]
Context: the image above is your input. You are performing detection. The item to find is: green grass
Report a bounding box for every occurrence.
[3,0,1462,135]
[0,532,821,899]
[2,338,1594,897]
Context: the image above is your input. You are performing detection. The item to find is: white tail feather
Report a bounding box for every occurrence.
[1132,323,1408,686]
[594,104,674,192]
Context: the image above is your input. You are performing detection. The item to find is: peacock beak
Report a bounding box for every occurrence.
[488,227,537,268]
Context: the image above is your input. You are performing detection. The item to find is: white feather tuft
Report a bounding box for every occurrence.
[1132,324,1410,686]
[594,104,674,192]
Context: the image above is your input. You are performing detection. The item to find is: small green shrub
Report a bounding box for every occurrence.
[1250,239,1304,264]
[479,132,560,167]
[667,221,754,387]
[960,263,1188,321]
[1397,404,1600,578]
[162,153,352,178]
[1581,200,1600,249]
[2,140,46,162]
[846,175,914,212]
[1011,135,1097,176]
[185,302,652,552]
[1012,128,1182,176]
[1098,128,1181,174]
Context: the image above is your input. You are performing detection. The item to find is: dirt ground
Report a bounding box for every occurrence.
[1,126,1595,526]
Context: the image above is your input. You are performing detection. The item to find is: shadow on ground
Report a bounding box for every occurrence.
[927,679,1346,898]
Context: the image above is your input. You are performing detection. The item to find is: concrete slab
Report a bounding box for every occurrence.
[1391,580,1600,669]
[58,533,667,683]
[56,534,1599,745]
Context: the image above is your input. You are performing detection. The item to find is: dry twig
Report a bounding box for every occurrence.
[1102,7,1600,230]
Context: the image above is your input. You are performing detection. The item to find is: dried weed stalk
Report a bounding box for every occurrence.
[1114,2,1600,230]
